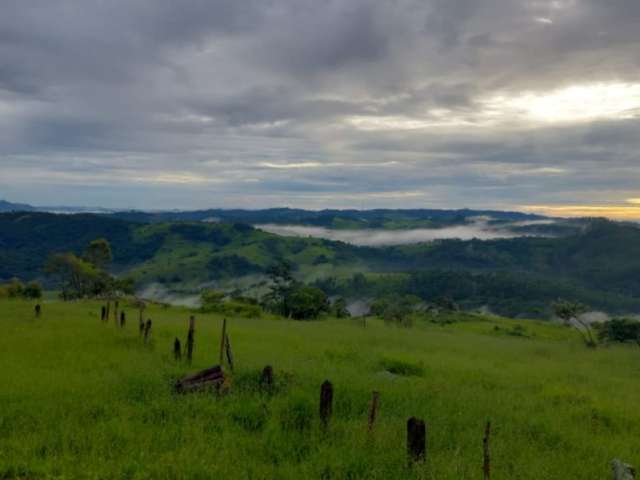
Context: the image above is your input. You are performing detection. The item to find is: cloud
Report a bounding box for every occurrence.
[0,0,640,212]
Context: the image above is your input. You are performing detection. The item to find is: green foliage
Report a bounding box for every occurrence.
[370,295,421,326]
[332,297,351,318]
[596,318,640,345]
[83,238,112,269]
[22,281,42,299]
[284,285,329,320]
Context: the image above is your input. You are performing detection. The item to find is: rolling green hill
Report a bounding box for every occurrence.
[2,212,640,316]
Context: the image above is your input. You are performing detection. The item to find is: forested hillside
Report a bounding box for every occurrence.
[2,212,640,316]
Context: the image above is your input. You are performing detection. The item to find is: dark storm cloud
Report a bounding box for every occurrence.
[1,0,640,211]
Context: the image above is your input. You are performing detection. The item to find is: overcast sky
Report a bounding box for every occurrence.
[1,0,640,217]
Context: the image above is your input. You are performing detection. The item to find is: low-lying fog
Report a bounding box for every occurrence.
[256,218,553,247]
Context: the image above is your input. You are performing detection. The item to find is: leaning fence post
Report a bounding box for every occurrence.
[120,311,126,328]
[219,318,227,365]
[224,334,234,372]
[483,421,491,480]
[407,417,426,464]
[320,380,333,428]
[612,459,636,480]
[186,315,195,365]
[367,391,380,432]
[144,319,152,343]
[174,338,182,361]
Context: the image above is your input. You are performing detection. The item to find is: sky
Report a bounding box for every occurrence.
[1,0,640,218]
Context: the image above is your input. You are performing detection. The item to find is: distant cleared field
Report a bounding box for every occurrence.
[1,299,639,479]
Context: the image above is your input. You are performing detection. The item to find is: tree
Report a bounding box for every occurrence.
[285,285,329,320]
[84,238,112,269]
[552,300,596,347]
[23,281,43,299]
[596,318,640,347]
[262,260,295,315]
[332,297,351,318]
[45,252,100,299]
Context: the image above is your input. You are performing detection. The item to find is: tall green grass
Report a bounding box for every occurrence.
[1,299,638,479]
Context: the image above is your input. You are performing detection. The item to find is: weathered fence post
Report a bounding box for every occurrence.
[144,319,152,343]
[186,315,195,365]
[34,304,41,318]
[483,421,491,480]
[120,311,126,328]
[218,318,227,365]
[407,417,426,464]
[367,391,380,432]
[224,334,234,372]
[320,380,333,428]
[101,305,106,321]
[612,459,636,480]
[261,365,274,388]
[174,338,182,361]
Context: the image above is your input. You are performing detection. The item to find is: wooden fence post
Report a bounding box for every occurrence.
[101,305,106,321]
[120,311,126,328]
[320,380,333,428]
[261,365,274,388]
[612,459,636,480]
[407,417,426,464]
[219,318,227,365]
[174,338,182,361]
[144,319,152,343]
[367,391,380,432]
[225,334,234,372]
[35,304,41,318]
[483,421,491,480]
[186,315,195,365]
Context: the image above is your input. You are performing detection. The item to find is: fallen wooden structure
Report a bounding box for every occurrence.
[174,365,225,394]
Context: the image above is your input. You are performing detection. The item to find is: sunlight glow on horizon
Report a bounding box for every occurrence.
[523,204,640,221]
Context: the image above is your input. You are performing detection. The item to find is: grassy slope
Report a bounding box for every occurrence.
[1,300,639,479]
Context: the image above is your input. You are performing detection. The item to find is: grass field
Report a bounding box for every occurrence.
[1,299,639,479]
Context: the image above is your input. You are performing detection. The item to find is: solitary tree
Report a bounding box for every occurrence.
[552,300,596,348]
[84,238,113,270]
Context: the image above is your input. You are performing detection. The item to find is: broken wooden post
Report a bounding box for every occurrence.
[144,319,152,343]
[34,304,41,318]
[320,380,333,428]
[224,334,234,372]
[612,459,636,480]
[261,365,274,388]
[218,318,227,365]
[120,311,126,328]
[367,391,380,432]
[101,305,106,321]
[174,365,225,393]
[174,338,182,361]
[186,315,195,365]
[407,417,426,464]
[483,421,491,480]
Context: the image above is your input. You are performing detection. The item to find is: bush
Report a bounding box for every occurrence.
[23,281,43,299]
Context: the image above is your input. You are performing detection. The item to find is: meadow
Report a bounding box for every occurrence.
[1,299,639,479]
